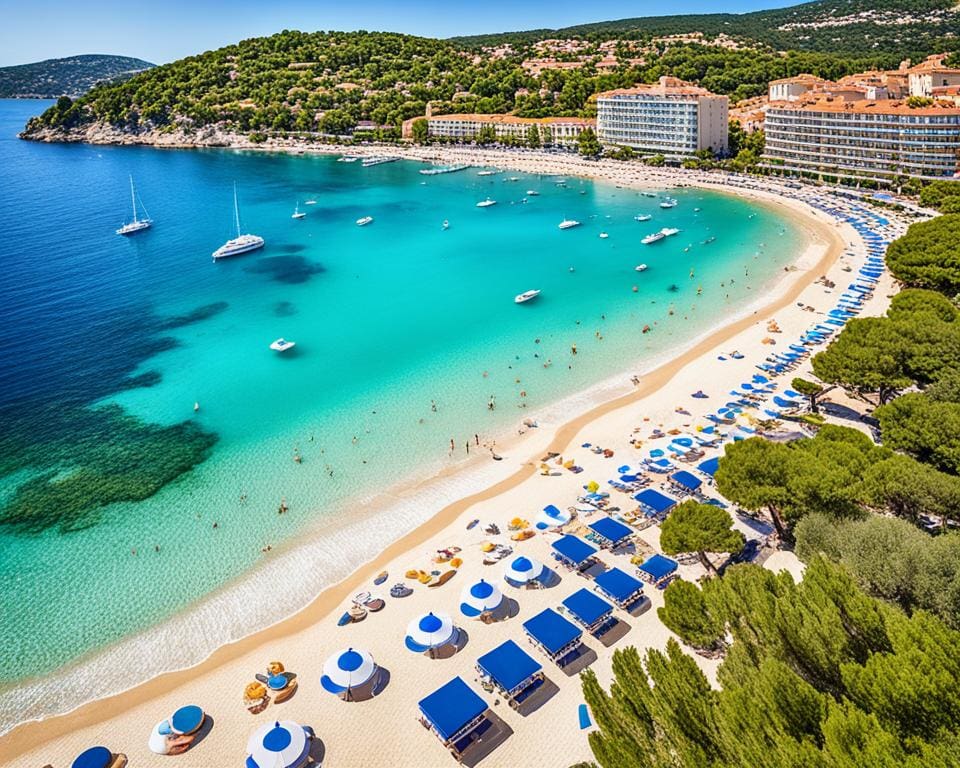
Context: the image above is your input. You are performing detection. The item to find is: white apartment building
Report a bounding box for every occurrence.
[416,114,595,146]
[595,77,728,156]
[763,98,960,181]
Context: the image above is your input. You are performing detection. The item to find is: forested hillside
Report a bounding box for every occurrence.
[0,55,153,98]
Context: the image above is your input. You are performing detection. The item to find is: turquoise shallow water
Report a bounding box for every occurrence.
[0,100,799,704]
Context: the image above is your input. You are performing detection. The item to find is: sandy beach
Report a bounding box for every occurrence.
[0,147,912,768]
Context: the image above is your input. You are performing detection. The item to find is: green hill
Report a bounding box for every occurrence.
[0,54,154,98]
[451,0,959,57]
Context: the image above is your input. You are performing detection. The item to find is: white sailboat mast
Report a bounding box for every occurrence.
[129,175,138,224]
[233,182,241,238]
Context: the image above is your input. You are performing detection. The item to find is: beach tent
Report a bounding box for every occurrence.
[246,721,310,768]
[320,647,377,697]
[459,578,504,618]
[562,588,614,633]
[476,640,543,701]
[418,677,489,751]
[634,489,677,517]
[535,503,572,530]
[637,554,678,585]
[71,747,114,768]
[551,535,598,568]
[594,567,645,610]
[502,555,545,585]
[405,611,457,653]
[588,517,633,548]
[669,470,702,494]
[696,457,719,478]
[523,608,583,664]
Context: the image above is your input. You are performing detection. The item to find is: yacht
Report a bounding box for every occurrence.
[116,175,152,235]
[634,214,652,222]
[514,289,541,304]
[660,227,680,237]
[558,219,580,230]
[292,203,306,220]
[476,198,497,208]
[356,216,374,226]
[212,184,264,260]
[635,264,649,272]
[337,156,359,163]
[270,338,296,352]
[642,232,666,245]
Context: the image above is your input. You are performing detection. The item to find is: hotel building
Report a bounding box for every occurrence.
[408,113,595,146]
[595,77,728,156]
[763,98,960,182]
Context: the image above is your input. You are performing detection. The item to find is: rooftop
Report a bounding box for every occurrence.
[768,97,960,117]
[597,76,719,99]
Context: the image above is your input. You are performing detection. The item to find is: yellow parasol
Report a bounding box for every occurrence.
[266,661,285,675]
[245,681,266,700]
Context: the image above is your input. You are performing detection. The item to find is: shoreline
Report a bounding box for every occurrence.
[0,145,846,761]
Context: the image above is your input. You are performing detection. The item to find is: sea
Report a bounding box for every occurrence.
[0,99,800,730]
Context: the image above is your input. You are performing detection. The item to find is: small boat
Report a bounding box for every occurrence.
[373,571,388,585]
[291,203,305,220]
[506,176,520,182]
[642,192,657,198]
[476,198,497,208]
[442,220,449,230]
[599,232,609,239]
[477,170,497,176]
[660,227,680,237]
[660,198,678,209]
[365,598,385,612]
[635,264,648,272]
[526,190,539,196]
[304,200,317,205]
[634,214,652,222]
[558,219,580,230]
[390,583,412,598]
[515,289,541,304]
[212,184,264,260]
[361,156,399,167]
[270,338,296,352]
[337,156,359,163]
[116,175,152,235]
[642,232,666,245]
[348,605,367,622]
[554,178,567,184]
[356,216,374,226]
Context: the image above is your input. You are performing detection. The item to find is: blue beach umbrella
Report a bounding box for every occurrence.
[246,720,309,768]
[72,747,113,768]
[320,647,376,695]
[535,504,571,529]
[170,704,204,735]
[502,555,544,585]
[459,578,504,617]
[405,611,456,651]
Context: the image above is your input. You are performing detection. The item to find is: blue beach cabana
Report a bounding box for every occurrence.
[588,516,633,549]
[418,677,492,760]
[669,470,702,495]
[634,488,677,518]
[551,535,598,571]
[637,554,678,586]
[594,567,646,612]
[696,456,719,478]
[562,588,616,637]
[476,639,545,708]
[523,608,583,667]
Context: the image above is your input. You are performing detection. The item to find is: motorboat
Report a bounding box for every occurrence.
[337,156,359,163]
[526,190,539,196]
[292,203,305,219]
[635,264,648,272]
[304,200,317,205]
[599,232,609,239]
[660,227,680,237]
[270,338,296,352]
[660,198,678,209]
[442,220,449,230]
[212,184,264,260]
[476,198,497,208]
[642,232,666,245]
[477,169,498,176]
[356,216,374,226]
[558,219,580,230]
[506,176,520,182]
[514,289,541,304]
[116,175,152,235]
[634,214,652,222]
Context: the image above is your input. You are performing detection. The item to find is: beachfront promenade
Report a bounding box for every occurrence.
[1,152,917,768]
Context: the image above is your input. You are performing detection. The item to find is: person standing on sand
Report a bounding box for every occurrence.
[466,441,470,454]
[450,438,455,452]
[475,433,479,446]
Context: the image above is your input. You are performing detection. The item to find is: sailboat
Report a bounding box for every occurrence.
[115,175,152,235]
[292,202,306,219]
[212,184,264,260]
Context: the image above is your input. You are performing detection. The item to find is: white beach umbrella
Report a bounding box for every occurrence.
[320,647,376,692]
[459,578,504,617]
[405,611,456,649]
[502,555,544,584]
[246,720,308,768]
[535,504,572,529]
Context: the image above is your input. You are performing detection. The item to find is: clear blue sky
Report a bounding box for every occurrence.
[0,0,792,67]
